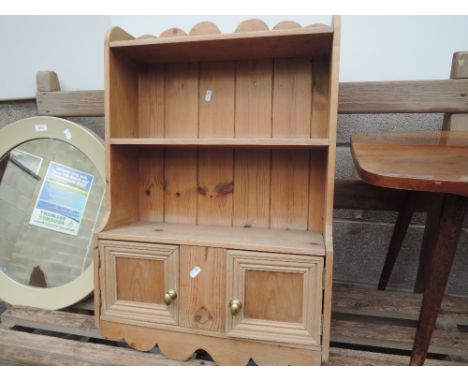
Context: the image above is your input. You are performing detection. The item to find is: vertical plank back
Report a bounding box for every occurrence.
[164,63,199,138]
[164,149,198,224]
[139,65,165,137]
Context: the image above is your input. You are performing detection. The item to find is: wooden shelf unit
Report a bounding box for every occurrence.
[95,17,341,365]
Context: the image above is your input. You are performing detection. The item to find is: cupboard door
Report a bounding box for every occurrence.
[99,240,179,326]
[227,250,323,346]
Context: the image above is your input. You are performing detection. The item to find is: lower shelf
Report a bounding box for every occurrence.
[98,221,325,256]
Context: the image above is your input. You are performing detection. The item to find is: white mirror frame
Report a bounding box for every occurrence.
[0,116,105,309]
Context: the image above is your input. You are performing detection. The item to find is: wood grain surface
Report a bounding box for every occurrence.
[352,131,468,196]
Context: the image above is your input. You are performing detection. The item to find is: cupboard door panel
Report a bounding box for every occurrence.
[115,257,165,304]
[227,250,323,347]
[99,240,179,326]
[244,270,303,323]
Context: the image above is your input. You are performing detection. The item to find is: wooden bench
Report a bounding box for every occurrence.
[35,52,468,216]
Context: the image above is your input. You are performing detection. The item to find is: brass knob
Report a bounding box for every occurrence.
[229,299,242,315]
[164,289,177,305]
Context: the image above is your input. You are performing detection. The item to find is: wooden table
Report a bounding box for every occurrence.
[351,131,468,365]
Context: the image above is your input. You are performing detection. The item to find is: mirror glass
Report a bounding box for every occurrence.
[0,138,106,288]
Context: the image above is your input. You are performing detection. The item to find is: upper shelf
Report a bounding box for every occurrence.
[109,25,334,64]
[110,137,330,148]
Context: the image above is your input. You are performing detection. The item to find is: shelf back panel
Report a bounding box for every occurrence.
[110,57,331,140]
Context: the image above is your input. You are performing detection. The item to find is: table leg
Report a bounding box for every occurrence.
[413,194,444,293]
[378,192,416,291]
[410,194,466,365]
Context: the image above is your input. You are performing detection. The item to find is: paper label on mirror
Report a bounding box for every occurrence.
[29,161,94,236]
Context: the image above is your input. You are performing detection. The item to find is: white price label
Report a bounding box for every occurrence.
[63,128,72,140]
[34,124,48,132]
[204,89,213,102]
[190,266,201,278]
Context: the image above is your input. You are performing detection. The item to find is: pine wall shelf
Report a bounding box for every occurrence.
[94,17,341,365]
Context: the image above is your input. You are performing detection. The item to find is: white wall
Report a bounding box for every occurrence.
[0,16,110,100]
[1,15,468,100]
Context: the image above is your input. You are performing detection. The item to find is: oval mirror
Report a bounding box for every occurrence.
[0,117,105,309]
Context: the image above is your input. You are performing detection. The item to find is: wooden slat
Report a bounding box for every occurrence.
[138,65,165,137]
[199,62,235,138]
[164,63,199,138]
[339,79,468,113]
[164,149,198,224]
[37,90,104,117]
[272,58,312,137]
[235,59,273,137]
[1,306,100,338]
[326,347,465,366]
[331,319,468,358]
[0,328,209,365]
[333,284,468,327]
[232,150,271,228]
[36,79,468,117]
[138,149,164,222]
[197,150,234,225]
[270,150,310,230]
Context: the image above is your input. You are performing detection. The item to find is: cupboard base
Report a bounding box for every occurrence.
[100,320,322,365]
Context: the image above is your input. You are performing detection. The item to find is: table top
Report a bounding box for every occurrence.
[351,131,468,197]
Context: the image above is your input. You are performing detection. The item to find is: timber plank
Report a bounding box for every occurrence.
[333,284,468,327]
[326,347,465,366]
[35,80,468,117]
[1,305,100,338]
[331,319,468,358]
[0,328,209,366]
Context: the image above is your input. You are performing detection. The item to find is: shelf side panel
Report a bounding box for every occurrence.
[108,52,139,138]
[272,58,313,138]
[164,63,199,138]
[235,59,273,138]
[232,150,271,229]
[106,146,140,228]
[139,65,165,138]
[270,150,310,230]
[197,149,234,226]
[138,149,165,222]
[164,149,198,223]
[199,62,235,138]
[311,55,331,139]
[308,150,327,231]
